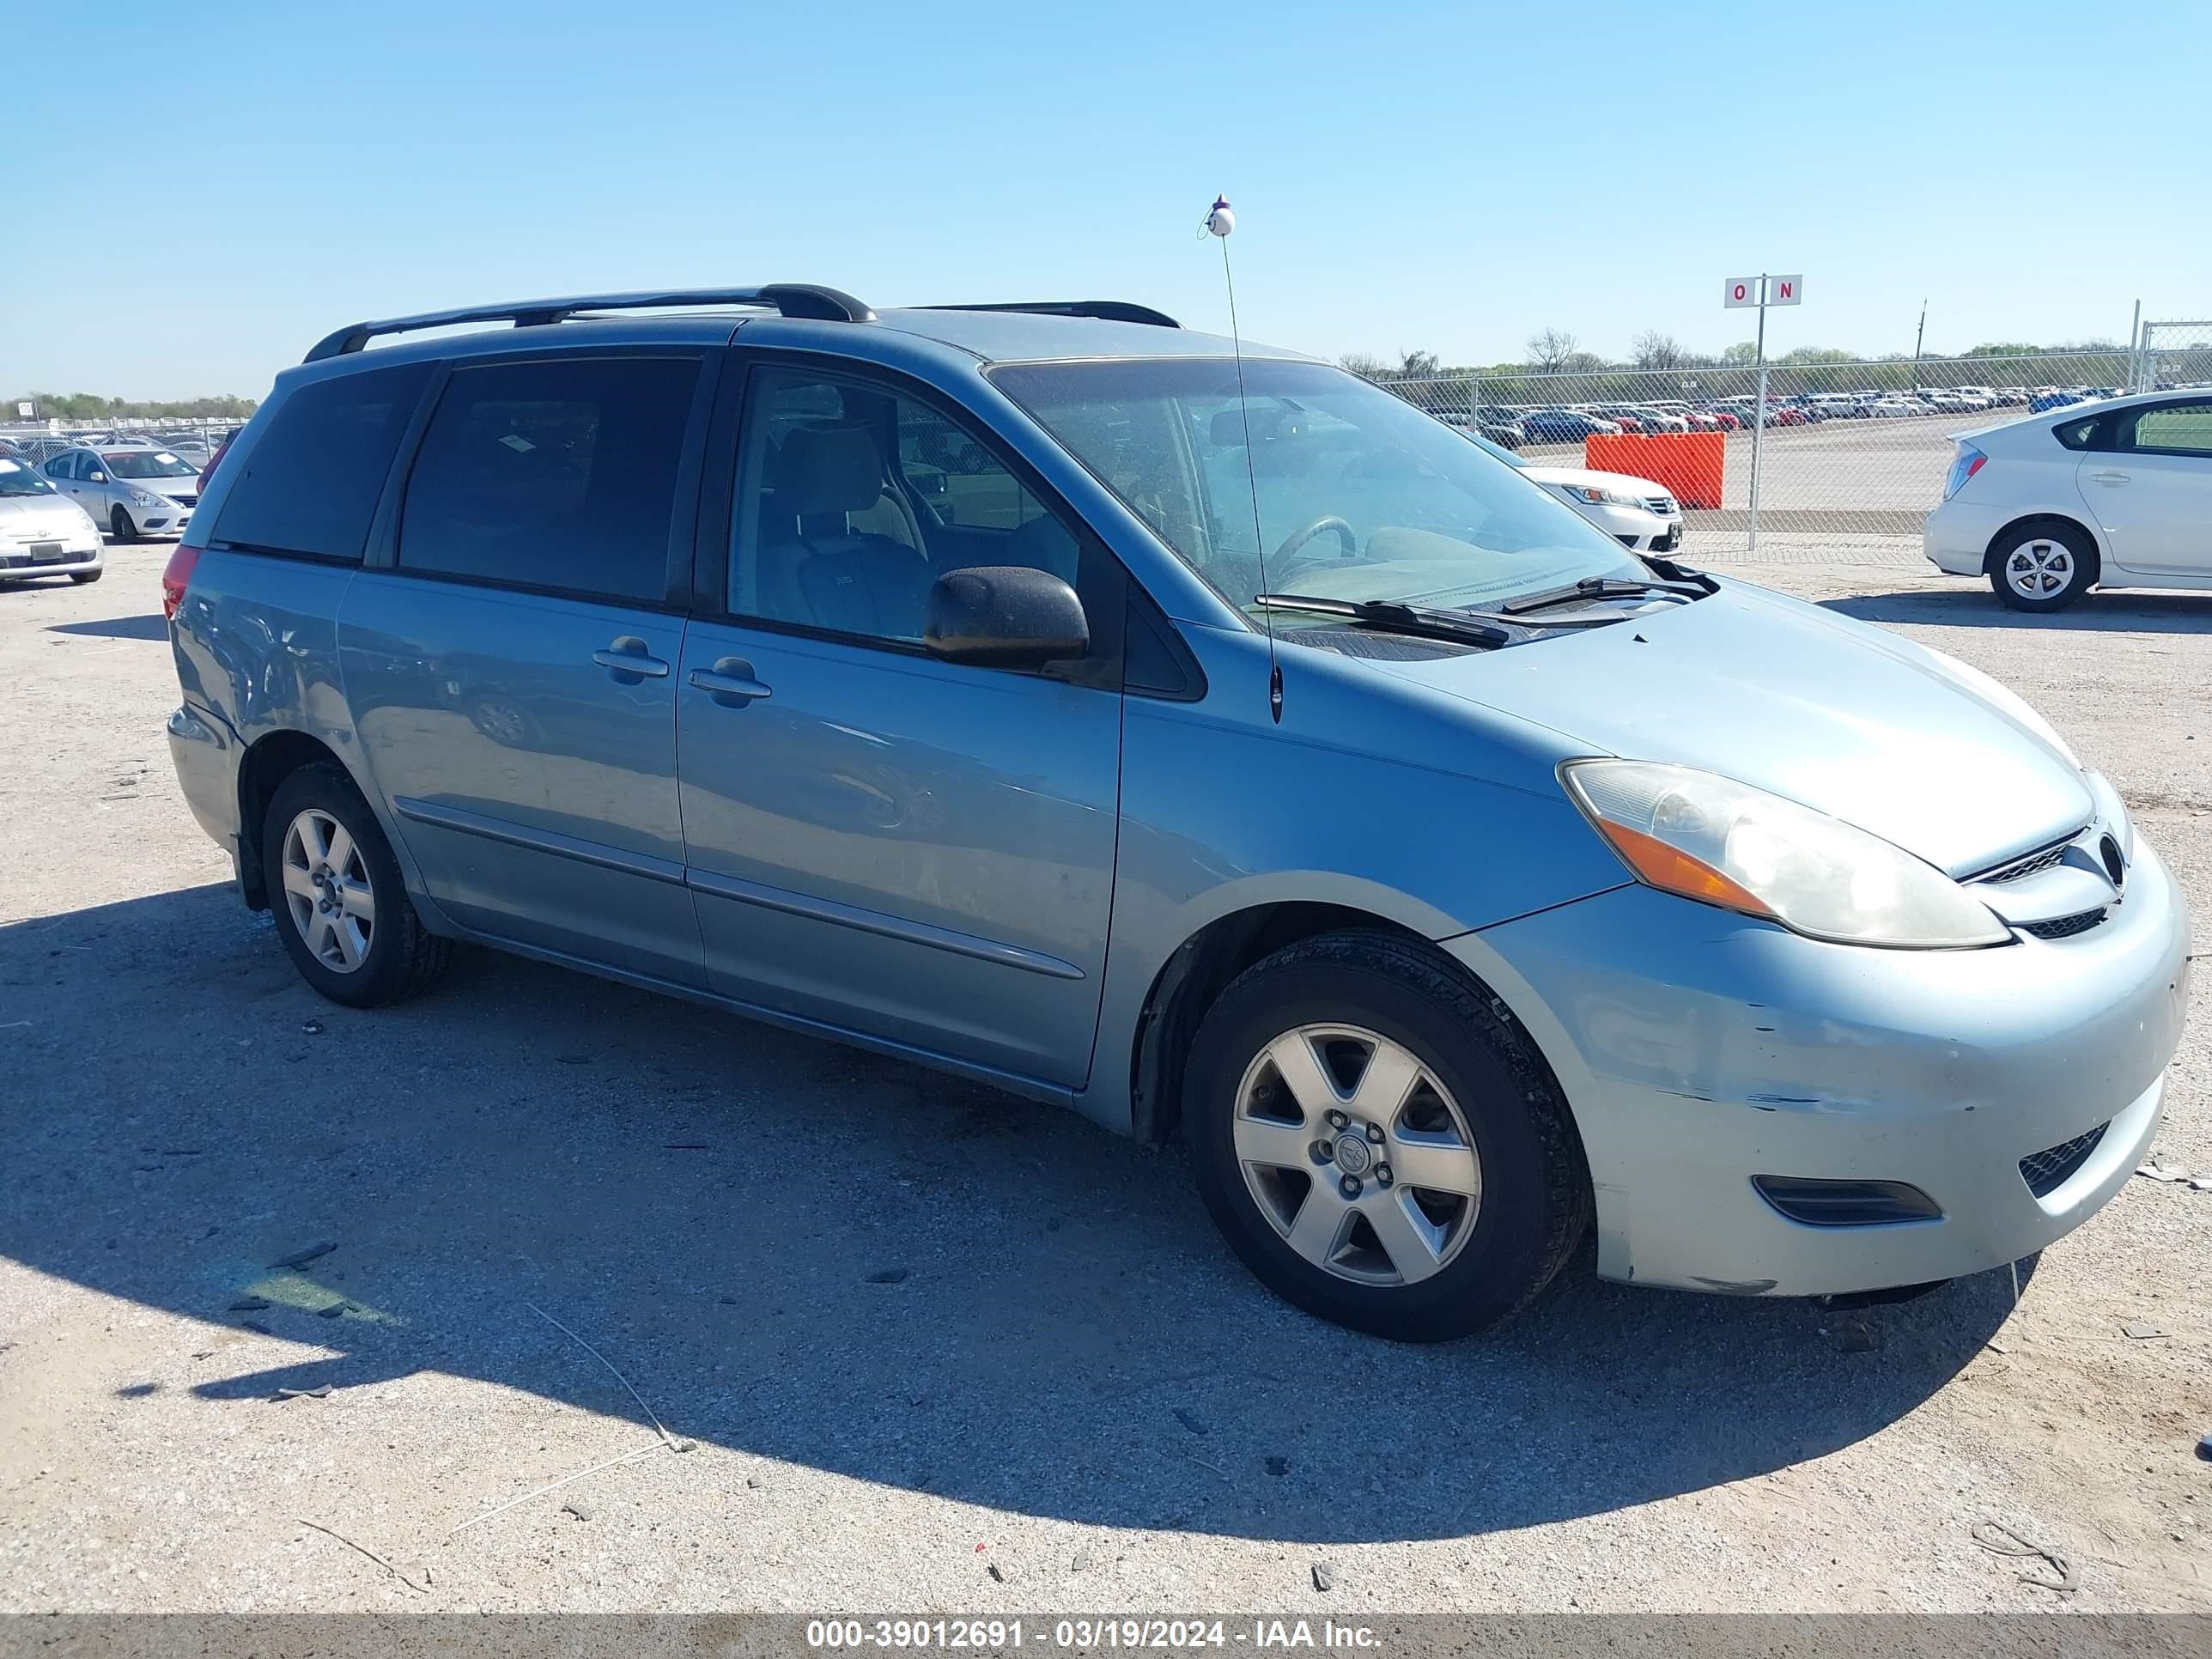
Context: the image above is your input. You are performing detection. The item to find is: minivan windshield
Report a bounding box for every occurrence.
[989,358,1646,622]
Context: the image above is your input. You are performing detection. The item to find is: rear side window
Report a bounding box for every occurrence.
[2124,400,2212,457]
[397,356,700,604]
[2052,415,2104,451]
[213,361,432,559]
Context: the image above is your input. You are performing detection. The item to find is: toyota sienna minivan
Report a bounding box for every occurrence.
[163,284,2188,1340]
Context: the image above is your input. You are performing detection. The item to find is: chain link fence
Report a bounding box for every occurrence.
[1367,342,2212,558]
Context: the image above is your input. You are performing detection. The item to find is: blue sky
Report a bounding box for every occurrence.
[4,0,2203,398]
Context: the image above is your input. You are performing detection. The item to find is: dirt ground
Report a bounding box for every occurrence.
[2,539,2208,1614]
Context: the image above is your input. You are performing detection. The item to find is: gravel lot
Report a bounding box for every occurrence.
[3,538,2209,1615]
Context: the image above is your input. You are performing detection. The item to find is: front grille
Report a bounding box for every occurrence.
[2023,908,2106,940]
[2019,1121,2108,1197]
[169,493,198,507]
[1642,495,1679,515]
[1981,842,2070,883]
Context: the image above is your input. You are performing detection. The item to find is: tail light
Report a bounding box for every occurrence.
[1942,442,1988,501]
[161,544,201,620]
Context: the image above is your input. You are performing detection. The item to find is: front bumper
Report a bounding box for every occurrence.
[1455,834,2190,1297]
[0,532,103,574]
[1572,500,1675,552]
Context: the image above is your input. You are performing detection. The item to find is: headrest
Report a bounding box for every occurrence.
[776,425,884,516]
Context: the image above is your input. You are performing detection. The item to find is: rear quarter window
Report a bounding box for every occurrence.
[2051,414,2105,450]
[212,361,434,559]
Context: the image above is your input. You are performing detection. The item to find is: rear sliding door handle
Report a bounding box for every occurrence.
[688,658,772,705]
[593,637,670,680]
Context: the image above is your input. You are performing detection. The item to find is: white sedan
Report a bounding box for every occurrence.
[1461,431,1682,551]
[1923,390,2212,610]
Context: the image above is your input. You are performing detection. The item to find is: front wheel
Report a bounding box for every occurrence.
[1185,932,1589,1341]
[263,761,452,1006]
[1990,522,2095,611]
[108,507,135,543]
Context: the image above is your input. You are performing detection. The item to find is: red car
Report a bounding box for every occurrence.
[1705,410,1742,430]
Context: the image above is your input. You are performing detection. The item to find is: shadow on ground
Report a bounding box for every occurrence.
[0,884,2016,1544]
[1820,588,2212,634]
[45,614,168,641]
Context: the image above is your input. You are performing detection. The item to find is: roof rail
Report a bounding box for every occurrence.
[302,284,876,363]
[917,301,1181,329]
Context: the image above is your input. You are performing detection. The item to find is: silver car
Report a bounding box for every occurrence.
[44,442,202,540]
[0,453,105,582]
[162,284,2189,1341]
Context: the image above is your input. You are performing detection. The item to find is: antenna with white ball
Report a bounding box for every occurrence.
[1204,193,1282,722]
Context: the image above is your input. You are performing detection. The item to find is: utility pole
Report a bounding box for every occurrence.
[1912,301,1926,392]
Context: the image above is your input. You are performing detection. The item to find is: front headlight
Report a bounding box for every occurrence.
[1557,483,1634,507]
[1563,760,2010,949]
[130,489,158,507]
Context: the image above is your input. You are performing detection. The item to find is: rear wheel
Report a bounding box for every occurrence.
[1990,521,2095,611]
[108,506,134,543]
[1185,932,1589,1341]
[263,762,451,1007]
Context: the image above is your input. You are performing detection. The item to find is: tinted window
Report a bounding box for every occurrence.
[45,453,77,480]
[215,361,432,559]
[2052,415,2103,451]
[729,368,1082,642]
[2125,401,2212,457]
[398,356,699,602]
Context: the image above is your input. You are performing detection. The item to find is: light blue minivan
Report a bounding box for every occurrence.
[164,286,2187,1339]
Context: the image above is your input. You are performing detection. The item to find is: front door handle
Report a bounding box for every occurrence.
[592,637,670,680]
[688,657,772,706]
[2090,470,2131,485]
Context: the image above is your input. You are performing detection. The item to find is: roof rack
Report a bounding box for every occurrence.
[918,301,1181,329]
[302,284,876,363]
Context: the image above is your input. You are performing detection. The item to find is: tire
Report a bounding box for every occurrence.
[70,569,103,585]
[108,506,134,543]
[262,761,451,1007]
[1184,931,1590,1341]
[1988,520,2095,612]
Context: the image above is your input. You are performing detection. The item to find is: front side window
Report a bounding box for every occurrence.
[728,368,1083,643]
[2124,401,2212,458]
[398,355,700,601]
[989,357,1643,623]
[45,453,79,480]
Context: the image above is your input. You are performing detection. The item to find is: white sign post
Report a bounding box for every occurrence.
[13,402,29,420]
[1724,274,1804,550]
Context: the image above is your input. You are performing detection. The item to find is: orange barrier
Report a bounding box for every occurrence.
[1583,431,1725,510]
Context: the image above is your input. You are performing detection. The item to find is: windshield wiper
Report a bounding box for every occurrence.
[1499,573,1711,617]
[1252,594,1520,648]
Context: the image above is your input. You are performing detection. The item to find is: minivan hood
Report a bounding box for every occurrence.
[1372,580,2093,876]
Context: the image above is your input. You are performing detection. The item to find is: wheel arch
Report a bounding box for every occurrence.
[1127,901,1440,1148]
[1982,512,2103,581]
[234,731,349,909]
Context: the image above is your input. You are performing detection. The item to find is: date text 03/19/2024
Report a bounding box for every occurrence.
[805,1620,1384,1650]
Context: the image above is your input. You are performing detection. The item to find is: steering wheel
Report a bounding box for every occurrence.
[1268,515,1358,582]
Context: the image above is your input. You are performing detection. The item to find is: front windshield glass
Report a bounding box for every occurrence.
[989,358,1644,621]
[102,450,198,480]
[0,459,58,496]
[1464,433,1527,468]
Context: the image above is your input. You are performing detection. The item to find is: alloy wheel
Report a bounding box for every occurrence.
[1232,1024,1484,1286]
[2004,538,2075,601]
[280,807,376,974]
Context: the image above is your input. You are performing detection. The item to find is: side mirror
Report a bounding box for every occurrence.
[88,471,106,483]
[923,565,1087,670]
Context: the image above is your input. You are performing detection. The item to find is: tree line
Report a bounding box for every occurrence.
[1340,331,2129,383]
[7,392,259,422]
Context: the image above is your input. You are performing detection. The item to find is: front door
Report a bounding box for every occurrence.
[2085,398,2212,576]
[676,361,1124,1086]
[341,350,712,987]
